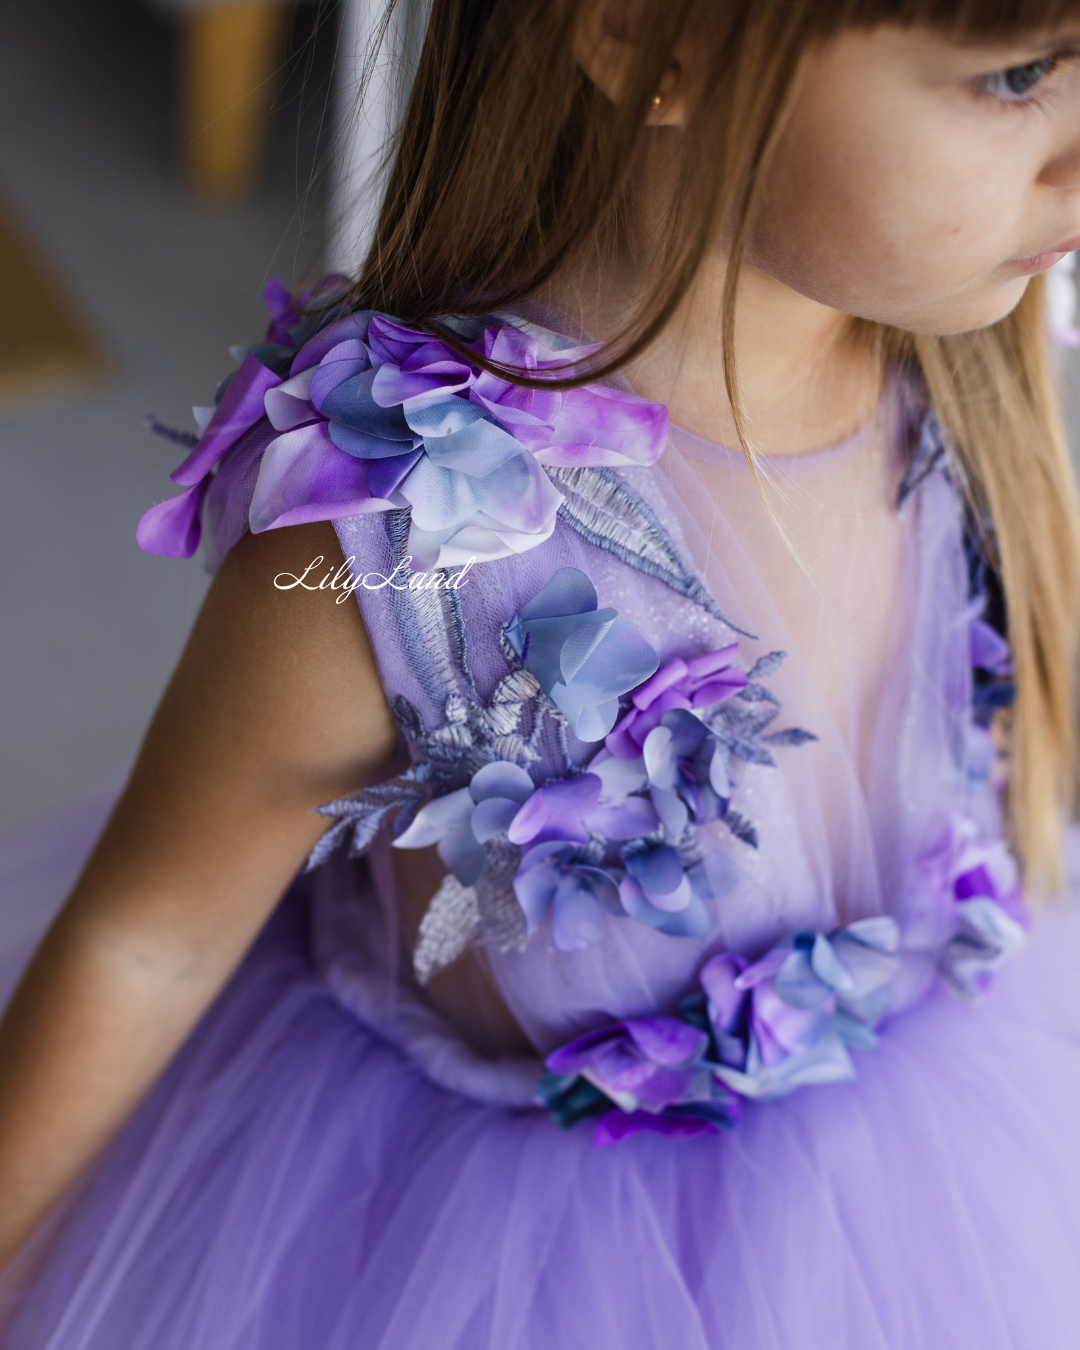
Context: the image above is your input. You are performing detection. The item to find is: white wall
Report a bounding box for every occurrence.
[327,0,429,275]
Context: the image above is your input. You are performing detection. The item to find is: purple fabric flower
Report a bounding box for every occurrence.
[471,323,669,469]
[546,1017,709,1111]
[136,353,284,557]
[498,726,723,942]
[508,774,603,848]
[507,765,676,947]
[579,752,661,840]
[496,710,736,946]
[592,1111,720,1144]
[917,814,1028,997]
[263,274,350,346]
[507,778,711,944]
[508,762,661,849]
[263,316,566,568]
[963,597,1013,786]
[263,277,304,346]
[576,745,737,934]
[939,897,1027,997]
[135,474,211,558]
[391,760,535,886]
[619,844,692,914]
[606,645,747,759]
[948,822,1024,913]
[970,618,1012,676]
[503,568,659,742]
[138,294,669,570]
[544,1017,739,1142]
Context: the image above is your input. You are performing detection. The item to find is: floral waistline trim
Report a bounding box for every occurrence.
[537,813,1027,1145]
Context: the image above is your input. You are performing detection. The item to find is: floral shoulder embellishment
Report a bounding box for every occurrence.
[136,280,668,571]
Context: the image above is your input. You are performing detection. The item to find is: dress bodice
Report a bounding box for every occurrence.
[329,396,989,1057]
[138,298,1017,1109]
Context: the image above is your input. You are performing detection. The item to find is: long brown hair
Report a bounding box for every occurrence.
[349,0,1080,889]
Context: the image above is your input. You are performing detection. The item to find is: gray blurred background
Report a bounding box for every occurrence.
[0,0,339,836]
[0,0,1078,839]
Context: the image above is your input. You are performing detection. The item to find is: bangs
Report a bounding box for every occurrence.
[841,0,1080,38]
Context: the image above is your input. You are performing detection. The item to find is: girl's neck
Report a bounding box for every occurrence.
[547,249,884,458]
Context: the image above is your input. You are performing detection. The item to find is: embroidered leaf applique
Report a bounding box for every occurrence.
[745,651,785,681]
[722,810,759,850]
[412,874,483,985]
[306,769,433,870]
[896,407,948,509]
[549,466,754,636]
[307,673,548,870]
[694,651,817,820]
[764,727,818,748]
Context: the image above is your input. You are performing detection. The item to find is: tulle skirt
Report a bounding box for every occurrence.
[3,794,1080,1350]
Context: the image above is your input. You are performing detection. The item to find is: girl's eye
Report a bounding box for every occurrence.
[978,55,1058,104]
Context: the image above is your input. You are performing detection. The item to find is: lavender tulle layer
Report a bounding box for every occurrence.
[4,796,1080,1350]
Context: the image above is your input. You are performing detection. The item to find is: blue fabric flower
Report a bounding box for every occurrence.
[617,843,710,939]
[506,771,659,850]
[924,814,1028,997]
[503,568,659,742]
[140,297,669,568]
[700,918,902,1101]
[513,841,622,950]
[391,760,535,886]
[538,809,1028,1145]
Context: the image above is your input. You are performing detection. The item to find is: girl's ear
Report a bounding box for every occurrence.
[571,1,685,126]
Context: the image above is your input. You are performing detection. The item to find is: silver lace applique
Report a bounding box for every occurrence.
[473,837,528,953]
[306,770,435,872]
[412,839,529,985]
[413,874,482,985]
[697,652,817,849]
[393,666,546,779]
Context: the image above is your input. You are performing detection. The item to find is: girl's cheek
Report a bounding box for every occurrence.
[760,60,1043,318]
[750,180,1028,334]
[755,118,1033,326]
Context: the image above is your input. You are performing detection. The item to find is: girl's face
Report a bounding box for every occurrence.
[749,24,1080,334]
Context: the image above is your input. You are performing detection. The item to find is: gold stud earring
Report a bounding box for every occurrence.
[651,93,663,109]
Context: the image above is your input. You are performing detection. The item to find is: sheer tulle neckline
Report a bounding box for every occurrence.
[670,412,877,472]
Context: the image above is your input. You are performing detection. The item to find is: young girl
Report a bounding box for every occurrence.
[2,1,1080,1345]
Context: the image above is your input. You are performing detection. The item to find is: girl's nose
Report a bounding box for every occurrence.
[1039,141,1080,191]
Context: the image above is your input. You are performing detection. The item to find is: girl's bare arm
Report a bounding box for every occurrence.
[0,522,397,1265]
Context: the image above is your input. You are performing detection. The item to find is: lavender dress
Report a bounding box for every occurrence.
[3,299,1080,1350]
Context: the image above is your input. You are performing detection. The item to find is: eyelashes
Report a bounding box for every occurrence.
[976,54,1064,107]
